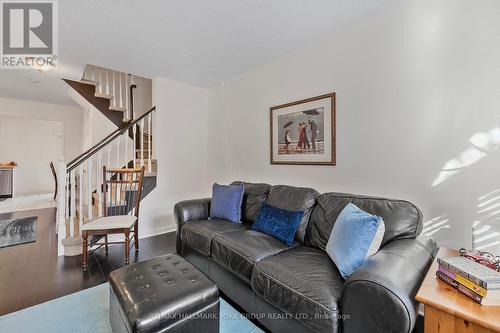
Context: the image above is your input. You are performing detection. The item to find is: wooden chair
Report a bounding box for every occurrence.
[81,166,145,272]
[49,161,57,200]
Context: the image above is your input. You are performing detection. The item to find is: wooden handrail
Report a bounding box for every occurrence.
[67,106,156,173]
[67,123,128,169]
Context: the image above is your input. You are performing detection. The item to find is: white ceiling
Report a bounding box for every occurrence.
[0,0,399,106]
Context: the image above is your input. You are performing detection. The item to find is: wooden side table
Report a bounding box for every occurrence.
[416,248,500,333]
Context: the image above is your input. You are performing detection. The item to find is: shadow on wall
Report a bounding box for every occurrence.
[432,127,500,187]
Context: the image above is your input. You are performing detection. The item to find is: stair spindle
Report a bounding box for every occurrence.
[125,74,129,121]
[140,118,145,168]
[65,172,69,220]
[105,70,110,97]
[133,122,137,167]
[111,71,116,109]
[125,130,129,167]
[90,64,95,82]
[148,113,152,172]
[87,158,93,220]
[79,164,83,233]
[97,151,103,217]
[116,136,120,168]
[118,72,123,111]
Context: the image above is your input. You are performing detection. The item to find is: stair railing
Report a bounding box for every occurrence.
[82,65,133,121]
[56,106,156,256]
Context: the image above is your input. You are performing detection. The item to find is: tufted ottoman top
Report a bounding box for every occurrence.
[109,254,219,332]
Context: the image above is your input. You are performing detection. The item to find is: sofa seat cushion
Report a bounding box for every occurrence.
[211,230,299,283]
[251,246,344,333]
[180,219,250,256]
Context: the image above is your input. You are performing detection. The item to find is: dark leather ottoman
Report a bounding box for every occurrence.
[109,254,219,333]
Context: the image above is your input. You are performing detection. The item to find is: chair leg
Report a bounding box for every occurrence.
[82,231,88,272]
[134,222,139,252]
[124,229,130,266]
[105,235,109,254]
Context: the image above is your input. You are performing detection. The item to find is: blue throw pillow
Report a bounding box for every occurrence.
[326,203,385,279]
[252,202,303,246]
[210,183,245,223]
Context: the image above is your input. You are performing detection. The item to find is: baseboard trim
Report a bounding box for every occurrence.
[139,224,176,240]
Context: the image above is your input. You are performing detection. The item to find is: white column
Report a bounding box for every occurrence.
[87,158,93,220]
[70,170,76,237]
[56,160,67,237]
[65,172,69,219]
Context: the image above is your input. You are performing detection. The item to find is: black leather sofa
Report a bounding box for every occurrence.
[174,182,438,333]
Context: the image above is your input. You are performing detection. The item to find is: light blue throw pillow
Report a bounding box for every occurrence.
[326,203,385,279]
[210,183,245,223]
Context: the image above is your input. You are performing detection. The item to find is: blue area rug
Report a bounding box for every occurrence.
[0,283,263,333]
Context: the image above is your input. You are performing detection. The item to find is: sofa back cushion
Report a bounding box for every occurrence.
[266,185,318,242]
[305,192,422,251]
[231,181,272,223]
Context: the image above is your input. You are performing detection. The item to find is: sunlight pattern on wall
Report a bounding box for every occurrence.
[473,189,500,252]
[422,213,450,237]
[432,128,500,187]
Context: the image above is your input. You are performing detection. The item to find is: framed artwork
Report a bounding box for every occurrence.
[270,92,335,165]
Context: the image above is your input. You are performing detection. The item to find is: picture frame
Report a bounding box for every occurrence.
[270,92,336,165]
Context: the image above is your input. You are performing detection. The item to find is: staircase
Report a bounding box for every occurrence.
[56,65,156,256]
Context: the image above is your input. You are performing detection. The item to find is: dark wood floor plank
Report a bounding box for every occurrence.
[0,207,176,316]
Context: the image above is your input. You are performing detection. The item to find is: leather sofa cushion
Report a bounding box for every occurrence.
[180,219,250,256]
[231,181,271,222]
[251,246,343,333]
[305,192,422,251]
[211,230,299,283]
[266,185,318,242]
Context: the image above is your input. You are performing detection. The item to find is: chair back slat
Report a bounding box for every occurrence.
[102,167,145,217]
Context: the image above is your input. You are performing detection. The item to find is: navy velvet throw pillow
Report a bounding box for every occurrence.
[210,183,245,223]
[252,202,303,246]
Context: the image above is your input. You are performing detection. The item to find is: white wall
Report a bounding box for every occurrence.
[207,0,500,251]
[0,117,61,194]
[138,77,211,237]
[0,97,83,194]
[0,96,83,161]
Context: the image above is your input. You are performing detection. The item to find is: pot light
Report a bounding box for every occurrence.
[31,62,55,72]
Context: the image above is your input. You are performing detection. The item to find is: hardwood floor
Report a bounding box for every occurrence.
[0,207,176,316]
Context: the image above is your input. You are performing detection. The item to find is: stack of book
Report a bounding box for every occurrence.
[437,256,500,306]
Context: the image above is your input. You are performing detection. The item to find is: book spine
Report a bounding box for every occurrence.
[436,271,483,304]
[437,258,487,289]
[438,265,488,297]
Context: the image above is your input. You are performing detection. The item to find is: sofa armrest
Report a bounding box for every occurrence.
[173,198,211,254]
[340,236,438,333]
